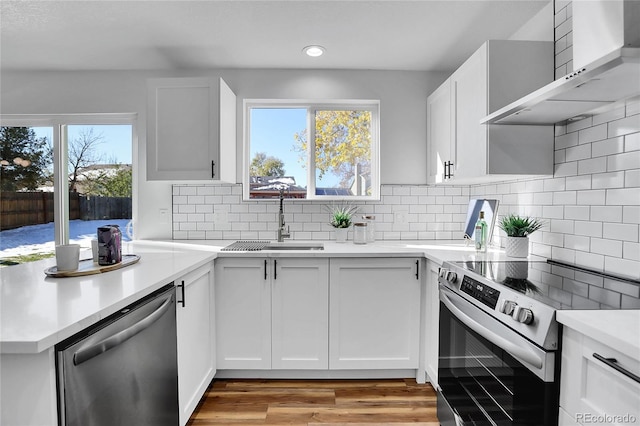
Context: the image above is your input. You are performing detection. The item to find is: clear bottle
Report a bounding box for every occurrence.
[353,222,368,244]
[362,215,376,243]
[475,211,488,252]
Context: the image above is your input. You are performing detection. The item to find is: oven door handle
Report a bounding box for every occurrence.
[441,289,544,369]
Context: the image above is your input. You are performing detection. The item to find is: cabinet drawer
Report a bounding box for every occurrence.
[560,328,640,425]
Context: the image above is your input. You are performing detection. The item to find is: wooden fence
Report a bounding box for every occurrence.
[0,192,132,231]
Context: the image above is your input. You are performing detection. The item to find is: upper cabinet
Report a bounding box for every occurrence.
[147,77,236,181]
[427,40,555,184]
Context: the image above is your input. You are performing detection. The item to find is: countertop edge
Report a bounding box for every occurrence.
[557,310,640,361]
[1,248,216,354]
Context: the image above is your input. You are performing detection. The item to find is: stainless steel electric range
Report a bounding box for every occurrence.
[436,259,640,426]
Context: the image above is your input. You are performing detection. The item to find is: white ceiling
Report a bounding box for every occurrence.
[0,0,550,72]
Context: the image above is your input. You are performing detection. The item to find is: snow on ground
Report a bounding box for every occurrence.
[0,219,132,257]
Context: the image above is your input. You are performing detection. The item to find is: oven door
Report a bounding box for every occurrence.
[437,285,559,426]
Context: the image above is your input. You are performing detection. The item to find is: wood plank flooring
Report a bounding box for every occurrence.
[187,378,439,425]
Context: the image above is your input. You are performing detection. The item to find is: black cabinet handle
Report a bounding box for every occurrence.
[274,259,278,280]
[443,161,454,180]
[211,160,216,178]
[177,280,186,307]
[264,259,267,280]
[593,353,640,383]
[415,260,419,280]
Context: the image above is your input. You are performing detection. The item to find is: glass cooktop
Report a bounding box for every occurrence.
[452,260,640,310]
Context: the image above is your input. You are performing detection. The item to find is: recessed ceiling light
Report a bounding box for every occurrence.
[303,45,325,57]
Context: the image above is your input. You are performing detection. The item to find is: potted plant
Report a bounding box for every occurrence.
[327,204,358,243]
[498,214,544,258]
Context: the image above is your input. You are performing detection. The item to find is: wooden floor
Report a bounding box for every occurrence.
[187,378,439,425]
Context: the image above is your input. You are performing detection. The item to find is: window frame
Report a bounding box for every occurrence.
[0,113,137,245]
[243,99,380,201]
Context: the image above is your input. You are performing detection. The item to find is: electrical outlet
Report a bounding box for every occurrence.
[159,208,169,224]
[394,211,408,224]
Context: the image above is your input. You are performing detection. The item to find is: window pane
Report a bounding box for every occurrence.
[67,125,133,251]
[314,110,372,196]
[0,126,55,264]
[249,108,307,199]
[0,123,133,266]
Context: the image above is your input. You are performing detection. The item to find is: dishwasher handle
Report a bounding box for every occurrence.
[73,295,173,366]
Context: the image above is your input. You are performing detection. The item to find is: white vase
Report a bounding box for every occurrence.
[335,228,348,243]
[505,236,529,258]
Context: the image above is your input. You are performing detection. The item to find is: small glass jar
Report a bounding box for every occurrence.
[353,222,368,244]
[362,215,376,243]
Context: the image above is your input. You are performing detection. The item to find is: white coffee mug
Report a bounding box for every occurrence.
[55,244,80,271]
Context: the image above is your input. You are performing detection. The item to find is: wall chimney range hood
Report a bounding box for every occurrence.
[481,47,640,125]
[483,0,640,126]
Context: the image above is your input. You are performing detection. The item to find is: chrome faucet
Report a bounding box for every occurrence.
[277,189,291,242]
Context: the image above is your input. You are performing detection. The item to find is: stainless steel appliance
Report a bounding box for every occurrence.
[56,284,178,426]
[437,260,640,426]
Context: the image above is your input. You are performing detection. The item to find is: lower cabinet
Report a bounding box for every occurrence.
[272,258,329,369]
[215,257,272,369]
[424,260,441,386]
[559,327,640,426]
[215,257,329,370]
[215,256,422,372]
[176,262,216,426]
[329,258,422,370]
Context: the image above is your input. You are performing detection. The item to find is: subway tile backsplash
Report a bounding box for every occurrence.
[172,184,471,242]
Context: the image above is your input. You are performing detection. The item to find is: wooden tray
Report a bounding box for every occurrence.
[44,254,141,278]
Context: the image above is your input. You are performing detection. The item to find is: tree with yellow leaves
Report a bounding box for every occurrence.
[293,110,371,191]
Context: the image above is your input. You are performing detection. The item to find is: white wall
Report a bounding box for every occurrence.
[1,69,446,239]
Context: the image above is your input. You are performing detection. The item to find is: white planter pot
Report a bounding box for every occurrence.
[505,236,529,258]
[334,228,348,243]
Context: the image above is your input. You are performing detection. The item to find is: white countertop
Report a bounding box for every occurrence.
[557,310,640,361]
[0,239,529,354]
[0,241,217,354]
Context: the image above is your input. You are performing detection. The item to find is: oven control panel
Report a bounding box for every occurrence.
[460,275,500,309]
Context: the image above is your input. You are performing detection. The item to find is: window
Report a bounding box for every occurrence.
[244,100,379,200]
[0,115,135,265]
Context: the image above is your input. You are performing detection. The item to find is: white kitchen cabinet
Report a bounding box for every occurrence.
[215,257,271,369]
[215,257,329,370]
[176,262,216,426]
[271,258,329,369]
[427,40,555,184]
[559,327,640,426]
[424,260,441,386]
[147,77,236,181]
[427,78,453,184]
[329,258,422,370]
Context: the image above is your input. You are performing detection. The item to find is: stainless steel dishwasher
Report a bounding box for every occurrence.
[56,284,178,426]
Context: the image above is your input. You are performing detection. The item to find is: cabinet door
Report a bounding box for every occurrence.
[452,47,487,181]
[176,263,215,426]
[329,258,421,369]
[427,78,453,184]
[271,258,329,369]
[147,77,218,180]
[424,260,441,386]
[560,328,640,426]
[215,258,271,369]
[147,78,236,181]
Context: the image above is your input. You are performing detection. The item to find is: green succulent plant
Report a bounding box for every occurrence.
[327,204,358,228]
[498,214,544,237]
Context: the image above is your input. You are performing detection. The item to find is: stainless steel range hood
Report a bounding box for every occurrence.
[481,47,640,125]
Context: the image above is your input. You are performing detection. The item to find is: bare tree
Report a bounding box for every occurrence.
[68,128,104,192]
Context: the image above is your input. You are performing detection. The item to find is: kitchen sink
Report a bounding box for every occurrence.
[261,242,324,251]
